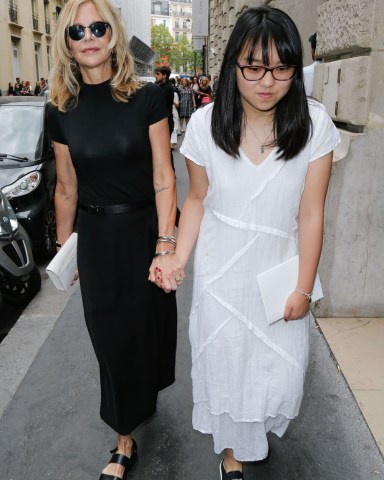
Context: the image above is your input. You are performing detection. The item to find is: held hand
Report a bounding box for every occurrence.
[148,253,185,293]
[283,291,310,322]
[71,269,79,286]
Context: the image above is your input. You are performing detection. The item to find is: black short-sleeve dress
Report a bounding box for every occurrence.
[48,81,177,435]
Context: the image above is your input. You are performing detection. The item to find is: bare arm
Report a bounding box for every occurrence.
[52,141,78,246]
[284,151,333,320]
[150,117,176,237]
[148,118,180,291]
[175,159,209,268]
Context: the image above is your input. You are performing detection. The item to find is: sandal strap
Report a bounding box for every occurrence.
[226,472,243,480]
[109,452,131,468]
[99,474,123,480]
[107,440,138,469]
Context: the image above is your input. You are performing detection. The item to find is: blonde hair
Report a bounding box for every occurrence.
[50,0,141,111]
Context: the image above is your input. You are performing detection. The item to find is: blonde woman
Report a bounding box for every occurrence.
[178,77,195,132]
[48,1,179,478]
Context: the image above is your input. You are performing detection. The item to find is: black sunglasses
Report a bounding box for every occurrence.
[67,22,110,41]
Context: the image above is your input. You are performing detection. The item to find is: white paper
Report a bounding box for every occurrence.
[256,255,323,325]
[46,232,78,291]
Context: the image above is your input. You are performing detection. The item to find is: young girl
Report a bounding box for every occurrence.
[150,5,340,479]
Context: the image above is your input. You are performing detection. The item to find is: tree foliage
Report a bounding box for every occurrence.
[151,25,201,73]
[172,36,194,73]
[151,25,175,68]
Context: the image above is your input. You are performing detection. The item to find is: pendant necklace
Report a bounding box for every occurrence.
[246,122,274,154]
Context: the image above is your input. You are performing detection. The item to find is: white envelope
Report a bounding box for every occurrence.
[256,255,323,325]
[46,232,78,291]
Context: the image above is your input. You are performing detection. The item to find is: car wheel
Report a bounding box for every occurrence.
[1,266,42,306]
[40,205,57,260]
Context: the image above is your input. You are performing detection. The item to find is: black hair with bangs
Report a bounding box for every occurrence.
[211,6,312,160]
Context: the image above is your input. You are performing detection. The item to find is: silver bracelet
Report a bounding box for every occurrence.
[295,288,312,302]
[156,238,177,246]
[154,250,175,256]
[158,235,176,243]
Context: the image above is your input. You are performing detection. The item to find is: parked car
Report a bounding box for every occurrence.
[0,97,57,259]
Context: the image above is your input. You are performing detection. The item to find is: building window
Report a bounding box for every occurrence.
[9,0,18,23]
[44,1,50,34]
[163,20,166,26]
[183,21,187,29]
[32,0,39,30]
[47,45,51,72]
[175,32,179,42]
[34,43,41,80]
[12,38,21,80]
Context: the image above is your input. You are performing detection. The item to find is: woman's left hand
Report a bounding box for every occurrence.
[283,291,310,321]
[148,253,185,293]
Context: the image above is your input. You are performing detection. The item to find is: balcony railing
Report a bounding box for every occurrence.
[32,12,39,30]
[171,11,192,17]
[45,17,50,34]
[151,8,169,15]
[9,3,18,23]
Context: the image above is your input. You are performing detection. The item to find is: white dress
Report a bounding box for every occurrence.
[180,100,340,461]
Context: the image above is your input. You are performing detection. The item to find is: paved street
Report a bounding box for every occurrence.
[0,144,383,480]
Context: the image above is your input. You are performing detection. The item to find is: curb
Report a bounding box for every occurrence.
[0,270,78,419]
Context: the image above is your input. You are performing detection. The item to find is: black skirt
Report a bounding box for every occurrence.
[77,204,177,435]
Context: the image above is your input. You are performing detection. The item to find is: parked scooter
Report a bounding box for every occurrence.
[0,189,41,310]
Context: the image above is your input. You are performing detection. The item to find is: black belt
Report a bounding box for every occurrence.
[79,201,154,215]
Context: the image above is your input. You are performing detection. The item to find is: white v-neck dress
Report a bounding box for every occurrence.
[180,100,340,461]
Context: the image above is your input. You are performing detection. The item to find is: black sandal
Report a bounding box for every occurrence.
[220,460,244,480]
[99,439,138,480]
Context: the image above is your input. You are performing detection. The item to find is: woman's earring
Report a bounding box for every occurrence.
[111,49,117,68]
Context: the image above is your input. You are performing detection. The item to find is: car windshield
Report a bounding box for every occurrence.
[0,105,44,161]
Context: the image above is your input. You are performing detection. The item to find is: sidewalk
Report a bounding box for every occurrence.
[317,317,384,455]
[0,147,383,480]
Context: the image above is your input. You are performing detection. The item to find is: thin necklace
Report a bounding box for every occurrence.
[246,122,274,154]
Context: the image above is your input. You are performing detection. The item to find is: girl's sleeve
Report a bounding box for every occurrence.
[180,111,206,167]
[309,103,341,162]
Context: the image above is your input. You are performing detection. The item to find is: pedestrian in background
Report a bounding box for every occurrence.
[14,78,22,95]
[199,76,212,105]
[154,6,340,479]
[34,81,42,96]
[178,77,195,133]
[303,33,321,97]
[48,0,178,479]
[169,77,180,148]
[155,65,175,141]
[191,76,201,109]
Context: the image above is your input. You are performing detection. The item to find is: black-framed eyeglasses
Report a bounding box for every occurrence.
[236,61,296,81]
[66,22,110,41]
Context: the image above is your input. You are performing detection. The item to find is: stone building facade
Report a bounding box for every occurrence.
[208,0,384,317]
[1,0,64,94]
[1,0,153,94]
[170,0,193,42]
